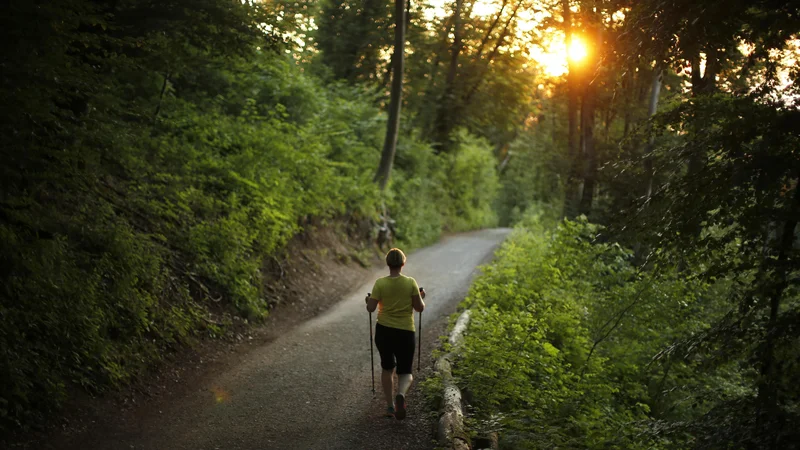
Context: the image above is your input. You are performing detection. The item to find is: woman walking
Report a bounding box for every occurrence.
[365,248,425,420]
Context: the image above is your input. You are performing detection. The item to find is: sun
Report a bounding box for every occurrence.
[423,0,590,78]
[568,37,588,63]
[527,35,590,78]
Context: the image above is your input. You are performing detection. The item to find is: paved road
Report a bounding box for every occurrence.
[67,229,510,450]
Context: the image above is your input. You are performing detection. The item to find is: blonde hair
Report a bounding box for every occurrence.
[385,248,406,269]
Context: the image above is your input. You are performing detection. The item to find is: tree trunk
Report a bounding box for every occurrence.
[578,75,596,216]
[578,18,602,217]
[562,0,580,218]
[603,88,615,143]
[431,0,464,152]
[374,0,406,190]
[644,66,663,200]
[621,68,632,139]
[153,71,171,124]
[687,49,717,181]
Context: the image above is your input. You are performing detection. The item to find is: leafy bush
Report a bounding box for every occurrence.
[453,214,738,449]
[385,133,447,247]
[440,131,500,232]
[496,112,567,227]
[386,128,499,249]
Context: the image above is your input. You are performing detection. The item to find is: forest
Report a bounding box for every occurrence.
[1,0,799,448]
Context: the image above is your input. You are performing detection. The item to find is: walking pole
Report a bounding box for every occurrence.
[417,310,422,371]
[368,293,376,396]
[417,287,423,372]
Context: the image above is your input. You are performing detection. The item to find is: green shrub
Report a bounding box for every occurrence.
[384,128,500,250]
[0,217,204,429]
[495,121,567,227]
[455,214,738,449]
[441,131,500,232]
[386,132,447,248]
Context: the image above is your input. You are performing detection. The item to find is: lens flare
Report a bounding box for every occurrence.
[211,386,230,404]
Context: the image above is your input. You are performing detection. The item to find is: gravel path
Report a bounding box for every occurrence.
[63,229,510,450]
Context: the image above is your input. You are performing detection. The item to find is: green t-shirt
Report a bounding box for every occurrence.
[370,275,420,332]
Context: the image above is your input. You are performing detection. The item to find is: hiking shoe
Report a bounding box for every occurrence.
[394,394,406,420]
[384,405,395,418]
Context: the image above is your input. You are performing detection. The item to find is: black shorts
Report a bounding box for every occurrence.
[374,322,415,375]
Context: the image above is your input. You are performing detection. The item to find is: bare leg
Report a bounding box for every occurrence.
[398,373,413,396]
[381,369,394,407]
[394,373,413,420]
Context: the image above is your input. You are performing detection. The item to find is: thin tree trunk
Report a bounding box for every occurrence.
[498,151,512,173]
[686,52,704,180]
[578,20,603,216]
[578,76,596,216]
[646,67,662,119]
[644,66,663,200]
[603,89,615,143]
[687,49,717,178]
[702,47,719,94]
[444,0,463,104]
[374,0,406,190]
[381,0,410,88]
[621,66,635,140]
[431,0,464,152]
[153,71,171,124]
[562,0,580,218]
[690,53,703,93]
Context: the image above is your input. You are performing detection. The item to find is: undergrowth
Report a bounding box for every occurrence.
[449,213,738,449]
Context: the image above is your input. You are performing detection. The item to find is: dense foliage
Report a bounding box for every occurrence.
[456,216,755,448]
[0,0,499,433]
[447,0,800,447]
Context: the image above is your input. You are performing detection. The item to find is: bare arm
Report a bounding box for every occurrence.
[365,293,379,312]
[412,291,425,312]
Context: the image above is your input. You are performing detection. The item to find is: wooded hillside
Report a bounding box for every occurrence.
[0,0,501,432]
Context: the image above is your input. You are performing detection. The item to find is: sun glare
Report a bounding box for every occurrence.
[530,40,568,77]
[422,0,585,79]
[568,38,588,63]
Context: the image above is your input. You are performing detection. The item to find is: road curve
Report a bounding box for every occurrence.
[69,228,510,450]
